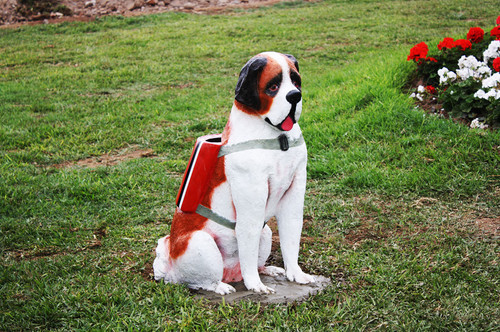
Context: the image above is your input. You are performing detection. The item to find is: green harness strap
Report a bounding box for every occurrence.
[196,205,236,230]
[218,134,305,157]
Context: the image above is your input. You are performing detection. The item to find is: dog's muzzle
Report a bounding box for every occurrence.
[265,90,302,131]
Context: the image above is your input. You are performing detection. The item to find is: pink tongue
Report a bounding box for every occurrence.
[281,116,294,131]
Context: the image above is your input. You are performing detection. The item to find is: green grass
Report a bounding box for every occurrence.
[1,0,499,330]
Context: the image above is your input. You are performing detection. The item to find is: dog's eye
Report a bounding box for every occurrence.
[269,84,279,92]
[290,71,301,90]
[266,83,280,96]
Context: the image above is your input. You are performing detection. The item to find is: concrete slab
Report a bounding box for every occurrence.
[194,275,331,304]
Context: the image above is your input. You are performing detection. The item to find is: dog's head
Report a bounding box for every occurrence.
[234,52,302,131]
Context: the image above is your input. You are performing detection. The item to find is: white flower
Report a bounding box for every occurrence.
[485,89,498,99]
[458,55,482,70]
[483,40,500,63]
[458,55,471,69]
[477,65,492,78]
[410,85,428,101]
[474,89,486,99]
[442,55,490,83]
[438,67,449,76]
[492,90,500,100]
[438,67,458,85]
[438,67,450,84]
[470,118,488,129]
[410,92,423,101]
[432,42,500,118]
[482,73,500,89]
[482,77,495,88]
[456,68,473,80]
[491,72,500,85]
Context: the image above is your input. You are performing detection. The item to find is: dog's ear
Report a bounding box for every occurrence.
[235,56,267,111]
[285,54,299,73]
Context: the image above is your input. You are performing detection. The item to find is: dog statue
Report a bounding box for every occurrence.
[153,52,315,295]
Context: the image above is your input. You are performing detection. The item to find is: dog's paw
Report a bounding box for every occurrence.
[245,281,275,294]
[286,269,316,284]
[260,266,286,277]
[215,282,236,295]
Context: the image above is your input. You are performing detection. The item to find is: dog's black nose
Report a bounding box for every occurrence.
[286,90,302,104]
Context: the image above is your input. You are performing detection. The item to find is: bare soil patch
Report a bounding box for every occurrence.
[1,0,290,27]
[52,145,155,169]
[475,217,499,238]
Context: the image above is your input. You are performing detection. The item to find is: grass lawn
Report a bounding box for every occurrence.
[1,0,499,330]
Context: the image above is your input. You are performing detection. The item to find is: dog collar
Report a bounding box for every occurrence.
[218,134,304,157]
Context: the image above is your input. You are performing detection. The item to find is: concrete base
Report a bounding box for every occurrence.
[194,274,331,304]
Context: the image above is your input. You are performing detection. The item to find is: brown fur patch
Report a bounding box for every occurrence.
[256,55,282,115]
[168,125,231,259]
[234,53,286,116]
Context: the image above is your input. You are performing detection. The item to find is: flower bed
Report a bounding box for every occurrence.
[407,16,500,128]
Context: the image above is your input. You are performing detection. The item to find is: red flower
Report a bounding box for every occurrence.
[467,27,484,43]
[497,15,500,26]
[407,42,429,62]
[493,58,500,72]
[425,85,437,95]
[491,26,500,40]
[453,39,472,51]
[426,57,438,63]
[438,37,455,50]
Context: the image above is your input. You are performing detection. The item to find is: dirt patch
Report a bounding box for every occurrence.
[475,217,499,238]
[344,218,390,246]
[411,196,438,208]
[142,261,155,281]
[1,0,292,27]
[52,146,155,169]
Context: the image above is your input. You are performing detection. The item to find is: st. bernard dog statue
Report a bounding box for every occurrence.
[153,52,315,294]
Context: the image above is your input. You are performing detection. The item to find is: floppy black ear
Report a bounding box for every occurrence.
[285,54,299,72]
[234,56,267,110]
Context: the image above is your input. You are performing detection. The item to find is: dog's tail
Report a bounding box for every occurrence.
[153,235,173,282]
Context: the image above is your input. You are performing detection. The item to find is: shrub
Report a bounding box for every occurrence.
[407,19,500,127]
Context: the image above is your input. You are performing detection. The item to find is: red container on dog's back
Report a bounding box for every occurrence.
[176,134,223,213]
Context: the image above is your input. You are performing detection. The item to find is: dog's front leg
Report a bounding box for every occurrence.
[228,167,275,294]
[276,163,315,284]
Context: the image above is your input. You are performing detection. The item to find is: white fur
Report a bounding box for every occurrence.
[154,52,314,294]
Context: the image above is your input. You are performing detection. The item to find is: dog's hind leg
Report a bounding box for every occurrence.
[173,230,236,295]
